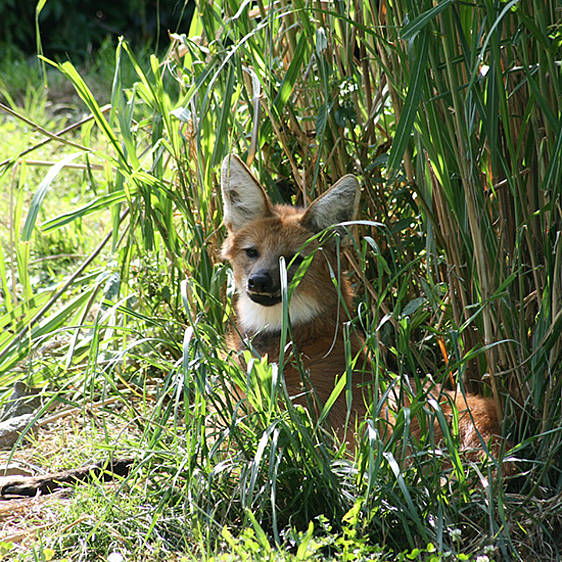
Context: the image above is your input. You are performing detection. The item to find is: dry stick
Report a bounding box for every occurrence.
[0,104,111,167]
[242,66,261,168]
[18,160,105,171]
[1,458,134,497]
[4,208,129,357]
[0,102,101,160]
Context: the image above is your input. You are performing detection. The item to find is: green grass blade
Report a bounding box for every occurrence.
[21,152,82,241]
[387,31,428,174]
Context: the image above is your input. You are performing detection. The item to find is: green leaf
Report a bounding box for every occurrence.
[400,0,454,41]
[383,451,429,542]
[22,152,82,241]
[401,297,426,317]
[387,31,428,174]
[317,373,347,426]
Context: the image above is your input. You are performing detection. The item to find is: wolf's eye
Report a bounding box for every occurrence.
[245,247,259,259]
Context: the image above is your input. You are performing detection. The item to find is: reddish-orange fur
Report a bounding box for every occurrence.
[221,155,507,468]
[223,206,366,428]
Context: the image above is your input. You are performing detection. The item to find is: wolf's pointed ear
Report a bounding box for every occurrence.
[301,175,361,235]
[221,155,274,232]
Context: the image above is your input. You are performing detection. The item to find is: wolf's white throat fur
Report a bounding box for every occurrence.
[237,291,323,333]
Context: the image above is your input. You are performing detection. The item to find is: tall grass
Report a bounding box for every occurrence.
[0,0,560,559]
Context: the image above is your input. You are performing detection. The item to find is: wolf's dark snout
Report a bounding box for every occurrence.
[247,270,281,306]
[248,270,275,293]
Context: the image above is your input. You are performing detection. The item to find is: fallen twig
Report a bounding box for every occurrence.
[1,458,134,498]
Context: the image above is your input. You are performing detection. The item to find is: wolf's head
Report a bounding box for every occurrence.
[221,155,360,333]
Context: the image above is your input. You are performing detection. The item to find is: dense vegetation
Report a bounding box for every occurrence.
[0,1,560,560]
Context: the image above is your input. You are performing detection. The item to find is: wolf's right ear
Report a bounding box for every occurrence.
[221,155,273,232]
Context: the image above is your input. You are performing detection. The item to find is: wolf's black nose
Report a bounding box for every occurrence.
[248,271,273,293]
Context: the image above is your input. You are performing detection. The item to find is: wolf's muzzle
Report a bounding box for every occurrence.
[247,291,282,306]
[247,270,282,306]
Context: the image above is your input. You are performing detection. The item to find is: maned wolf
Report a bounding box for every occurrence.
[220,154,505,462]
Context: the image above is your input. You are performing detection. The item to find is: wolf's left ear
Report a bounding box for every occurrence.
[301,175,361,235]
[221,155,274,232]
